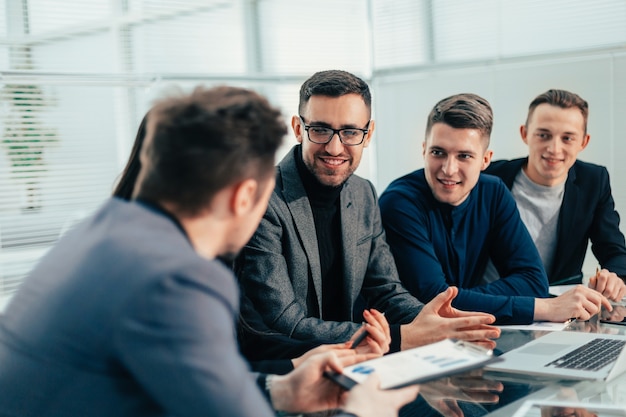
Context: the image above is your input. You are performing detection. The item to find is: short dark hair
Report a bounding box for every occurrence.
[425,93,493,146]
[298,70,372,116]
[526,89,589,134]
[135,86,286,216]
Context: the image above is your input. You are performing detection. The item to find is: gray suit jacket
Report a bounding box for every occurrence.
[0,199,273,417]
[236,146,423,342]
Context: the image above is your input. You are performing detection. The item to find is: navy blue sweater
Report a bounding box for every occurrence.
[379,169,549,324]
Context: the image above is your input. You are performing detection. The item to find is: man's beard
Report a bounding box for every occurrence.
[307,159,354,188]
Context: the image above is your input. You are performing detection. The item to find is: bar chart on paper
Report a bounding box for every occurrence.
[337,339,494,389]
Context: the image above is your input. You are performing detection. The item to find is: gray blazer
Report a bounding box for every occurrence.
[0,199,274,417]
[236,146,423,342]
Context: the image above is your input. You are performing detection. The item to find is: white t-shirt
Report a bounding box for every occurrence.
[511,168,565,275]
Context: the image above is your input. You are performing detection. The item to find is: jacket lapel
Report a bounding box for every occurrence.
[278,151,324,311]
[500,158,527,188]
[340,181,359,319]
[552,166,580,278]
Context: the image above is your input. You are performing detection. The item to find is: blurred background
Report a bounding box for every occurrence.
[1,0,625,309]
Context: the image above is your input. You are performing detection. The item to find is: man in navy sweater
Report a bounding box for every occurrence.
[380,93,612,325]
[485,89,626,302]
[236,71,500,360]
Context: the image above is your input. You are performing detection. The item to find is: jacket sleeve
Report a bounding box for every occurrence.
[235,197,361,342]
[238,294,321,364]
[114,264,275,417]
[589,167,626,277]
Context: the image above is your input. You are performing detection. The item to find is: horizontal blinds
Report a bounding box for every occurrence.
[5,0,374,76]
[433,0,626,62]
[0,83,123,300]
[257,0,371,76]
[27,0,110,35]
[2,0,626,308]
[372,0,626,70]
[130,1,248,74]
[370,0,430,69]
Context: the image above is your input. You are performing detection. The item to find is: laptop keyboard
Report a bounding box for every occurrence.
[546,338,626,371]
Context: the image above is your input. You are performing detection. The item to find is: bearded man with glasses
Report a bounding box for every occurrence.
[235,70,500,364]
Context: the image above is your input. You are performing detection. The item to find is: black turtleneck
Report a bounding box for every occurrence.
[294,146,345,322]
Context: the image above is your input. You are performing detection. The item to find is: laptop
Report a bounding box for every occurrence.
[485,331,626,381]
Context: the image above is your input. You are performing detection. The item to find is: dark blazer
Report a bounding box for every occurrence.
[485,158,626,284]
[239,293,320,374]
[0,199,274,417]
[236,146,423,344]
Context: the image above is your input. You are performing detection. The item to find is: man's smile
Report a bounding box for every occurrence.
[319,156,348,167]
[438,178,461,187]
[542,155,565,165]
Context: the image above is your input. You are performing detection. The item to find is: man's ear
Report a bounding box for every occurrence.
[292,115,304,144]
[481,149,494,171]
[581,133,591,150]
[231,178,258,216]
[520,124,529,145]
[362,119,375,148]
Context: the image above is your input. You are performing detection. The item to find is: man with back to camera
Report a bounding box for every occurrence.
[0,86,419,417]
[110,112,395,375]
[379,93,613,325]
[484,89,626,301]
[235,70,501,361]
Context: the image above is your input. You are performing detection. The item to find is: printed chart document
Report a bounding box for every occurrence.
[325,339,495,390]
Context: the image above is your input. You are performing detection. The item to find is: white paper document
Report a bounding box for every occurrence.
[326,339,494,390]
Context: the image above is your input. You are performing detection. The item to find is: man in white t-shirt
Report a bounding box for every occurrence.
[485,89,626,302]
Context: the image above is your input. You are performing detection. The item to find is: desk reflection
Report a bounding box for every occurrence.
[539,406,598,417]
[305,316,626,417]
[398,370,507,417]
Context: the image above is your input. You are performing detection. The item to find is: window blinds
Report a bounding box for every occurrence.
[0,0,370,308]
[1,0,625,309]
[371,0,626,71]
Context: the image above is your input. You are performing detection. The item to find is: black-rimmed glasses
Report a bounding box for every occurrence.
[299,116,370,146]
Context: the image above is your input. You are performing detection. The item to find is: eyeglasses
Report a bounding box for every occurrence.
[299,116,370,146]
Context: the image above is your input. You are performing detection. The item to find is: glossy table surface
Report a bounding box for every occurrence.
[482,315,626,417]
[301,312,626,417]
[407,314,626,417]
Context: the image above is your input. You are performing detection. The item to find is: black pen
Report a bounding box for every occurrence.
[350,323,368,349]
[350,312,386,349]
